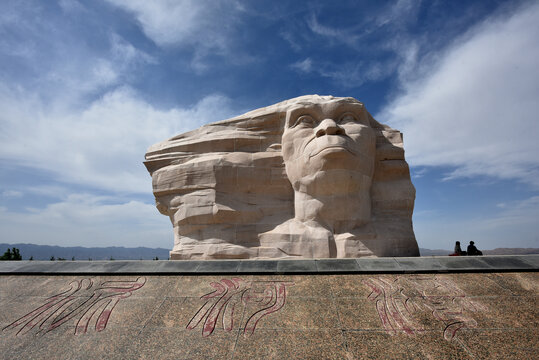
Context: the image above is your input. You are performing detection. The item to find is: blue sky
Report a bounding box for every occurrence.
[1,0,538,251]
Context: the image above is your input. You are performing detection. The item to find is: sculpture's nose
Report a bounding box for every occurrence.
[315,119,344,137]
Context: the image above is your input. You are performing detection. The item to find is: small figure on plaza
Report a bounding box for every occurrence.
[467,241,483,256]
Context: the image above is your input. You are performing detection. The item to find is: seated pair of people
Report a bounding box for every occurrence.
[451,241,482,256]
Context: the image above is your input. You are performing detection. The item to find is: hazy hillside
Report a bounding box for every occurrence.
[482,248,539,255]
[419,248,452,256]
[0,244,537,260]
[0,243,169,260]
[420,247,539,256]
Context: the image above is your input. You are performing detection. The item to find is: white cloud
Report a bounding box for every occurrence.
[479,196,539,230]
[0,2,156,107]
[280,30,302,52]
[378,1,539,188]
[103,0,254,71]
[2,190,22,198]
[0,85,236,194]
[104,0,244,48]
[305,1,420,48]
[110,33,157,66]
[58,0,86,14]
[306,13,361,49]
[41,34,155,100]
[0,194,172,248]
[290,58,313,73]
[375,0,420,28]
[411,167,428,179]
[290,58,396,88]
[0,2,240,249]
[296,3,420,87]
[307,14,346,38]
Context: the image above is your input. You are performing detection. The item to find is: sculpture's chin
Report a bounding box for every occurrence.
[286,151,367,193]
[297,169,368,196]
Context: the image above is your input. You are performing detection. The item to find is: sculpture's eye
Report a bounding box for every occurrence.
[339,112,358,124]
[291,115,317,128]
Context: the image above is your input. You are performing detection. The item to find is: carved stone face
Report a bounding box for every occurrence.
[282,100,376,196]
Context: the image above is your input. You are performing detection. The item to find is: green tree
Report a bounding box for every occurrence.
[50,256,55,261]
[1,247,22,261]
[1,248,12,260]
[12,248,22,260]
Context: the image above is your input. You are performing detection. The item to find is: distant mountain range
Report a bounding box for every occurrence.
[0,243,170,260]
[0,243,537,260]
[419,247,539,256]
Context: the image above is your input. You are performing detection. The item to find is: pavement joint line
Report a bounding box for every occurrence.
[230,323,242,360]
[138,296,168,336]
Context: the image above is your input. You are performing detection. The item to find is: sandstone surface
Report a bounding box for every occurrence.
[1,265,538,359]
[144,95,419,259]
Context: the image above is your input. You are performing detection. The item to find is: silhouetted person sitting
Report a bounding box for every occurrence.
[467,241,483,256]
[450,241,466,256]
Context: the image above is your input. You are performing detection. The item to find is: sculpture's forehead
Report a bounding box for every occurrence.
[286,100,364,116]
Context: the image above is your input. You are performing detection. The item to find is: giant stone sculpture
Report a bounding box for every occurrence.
[144,95,419,259]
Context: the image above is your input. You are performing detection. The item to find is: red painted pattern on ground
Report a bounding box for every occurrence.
[363,276,486,341]
[187,278,294,337]
[3,277,146,336]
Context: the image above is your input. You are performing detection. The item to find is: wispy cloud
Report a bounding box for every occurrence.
[378,1,539,188]
[0,85,236,194]
[0,2,238,195]
[375,0,421,28]
[288,2,422,87]
[0,0,241,248]
[104,0,248,71]
[41,33,155,100]
[3,185,71,200]
[415,195,539,250]
[105,0,233,47]
[290,57,396,88]
[58,0,86,14]
[304,1,421,47]
[290,58,313,73]
[2,190,22,198]
[280,30,303,51]
[0,194,171,247]
[0,2,155,106]
[479,196,539,229]
[411,167,428,179]
[305,13,362,49]
[307,13,350,38]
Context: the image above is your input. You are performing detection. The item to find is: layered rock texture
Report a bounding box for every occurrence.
[144,95,419,259]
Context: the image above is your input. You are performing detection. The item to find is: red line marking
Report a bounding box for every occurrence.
[364,276,485,341]
[96,298,119,332]
[376,299,395,335]
[244,282,292,337]
[186,300,214,330]
[4,277,146,336]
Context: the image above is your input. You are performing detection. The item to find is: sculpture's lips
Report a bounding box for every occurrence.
[306,135,357,158]
[309,145,353,158]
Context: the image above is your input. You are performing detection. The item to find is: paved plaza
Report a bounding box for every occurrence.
[0,256,537,359]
